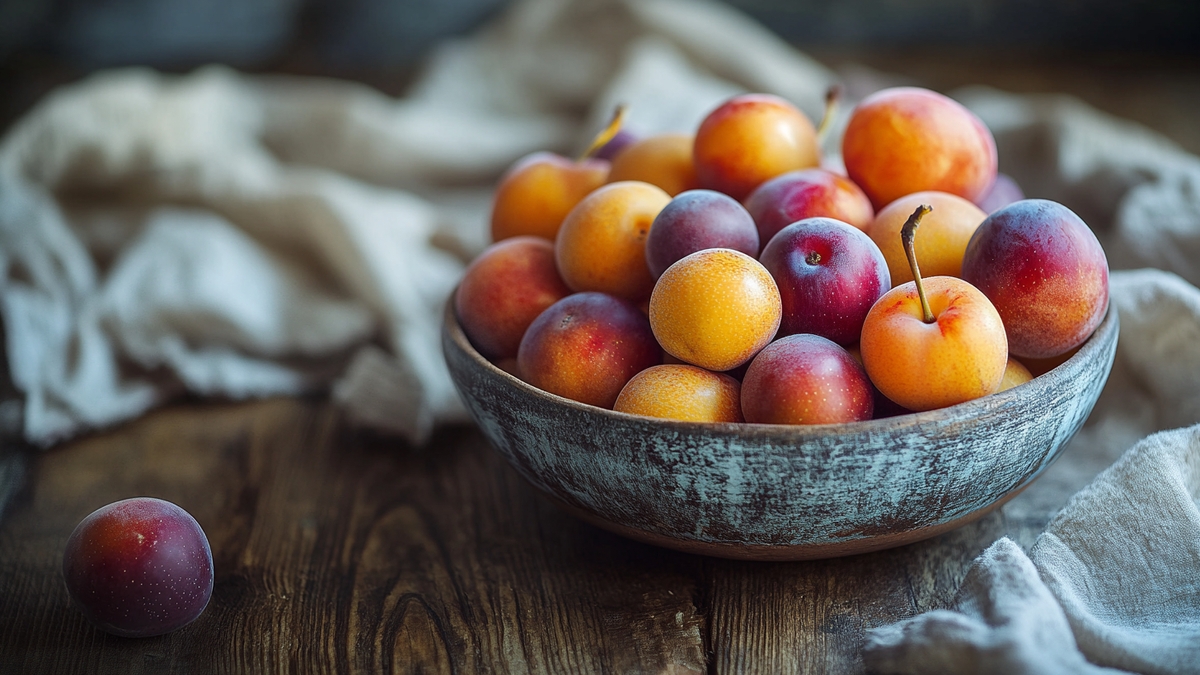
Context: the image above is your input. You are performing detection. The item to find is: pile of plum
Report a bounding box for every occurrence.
[459,85,1109,425]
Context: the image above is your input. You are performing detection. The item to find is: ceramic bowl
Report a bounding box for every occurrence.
[442,302,1118,561]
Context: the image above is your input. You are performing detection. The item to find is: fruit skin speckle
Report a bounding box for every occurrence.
[741,334,874,425]
[518,292,662,409]
[961,199,1109,359]
[614,364,743,423]
[649,249,781,373]
[62,497,213,638]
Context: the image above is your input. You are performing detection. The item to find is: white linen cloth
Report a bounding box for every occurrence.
[0,0,831,447]
[1,0,1199,671]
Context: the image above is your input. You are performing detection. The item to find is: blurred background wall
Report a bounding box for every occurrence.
[2,0,1199,139]
[4,0,1199,70]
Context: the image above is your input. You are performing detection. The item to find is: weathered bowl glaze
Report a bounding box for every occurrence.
[443,302,1118,561]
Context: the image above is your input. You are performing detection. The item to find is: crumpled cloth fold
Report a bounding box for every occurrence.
[867,419,1200,674]
[0,0,831,446]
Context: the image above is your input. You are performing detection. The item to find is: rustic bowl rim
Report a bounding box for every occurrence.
[443,298,1118,440]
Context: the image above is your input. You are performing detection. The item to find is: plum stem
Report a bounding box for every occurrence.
[816,85,842,143]
[901,205,935,324]
[579,104,627,160]
[806,251,822,265]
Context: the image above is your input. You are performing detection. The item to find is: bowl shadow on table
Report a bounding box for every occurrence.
[363,418,1013,669]
[304,411,1014,669]
[440,426,1012,669]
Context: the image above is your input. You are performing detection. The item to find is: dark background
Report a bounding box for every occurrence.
[3,0,1200,137]
[5,0,1199,69]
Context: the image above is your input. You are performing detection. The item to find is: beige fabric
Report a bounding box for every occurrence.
[2,0,1199,670]
[0,0,831,445]
[866,273,1200,673]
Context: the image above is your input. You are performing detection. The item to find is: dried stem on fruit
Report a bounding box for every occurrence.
[580,104,628,160]
[901,205,935,324]
[816,85,842,142]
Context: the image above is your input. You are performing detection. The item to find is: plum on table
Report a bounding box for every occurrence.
[62,497,213,638]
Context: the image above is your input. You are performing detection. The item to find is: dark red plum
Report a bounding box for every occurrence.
[741,334,873,424]
[645,189,759,279]
[743,168,875,245]
[758,217,890,345]
[63,497,213,638]
[962,199,1109,359]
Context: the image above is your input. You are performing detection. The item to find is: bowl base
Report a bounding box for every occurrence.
[547,485,1028,561]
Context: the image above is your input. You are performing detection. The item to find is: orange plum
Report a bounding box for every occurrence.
[607,133,699,196]
[490,152,609,242]
[867,191,986,288]
[999,357,1034,391]
[649,248,781,372]
[693,94,819,201]
[860,276,1008,411]
[843,87,997,209]
[614,364,743,423]
[555,181,671,301]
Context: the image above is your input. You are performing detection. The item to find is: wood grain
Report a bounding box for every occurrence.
[0,394,1063,674]
[0,305,1118,674]
[0,398,706,674]
[702,513,1011,674]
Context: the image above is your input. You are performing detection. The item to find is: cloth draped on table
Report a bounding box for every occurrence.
[1,0,1198,671]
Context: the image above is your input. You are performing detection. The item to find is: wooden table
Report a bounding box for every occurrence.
[1,396,1030,674]
[2,51,1198,674]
